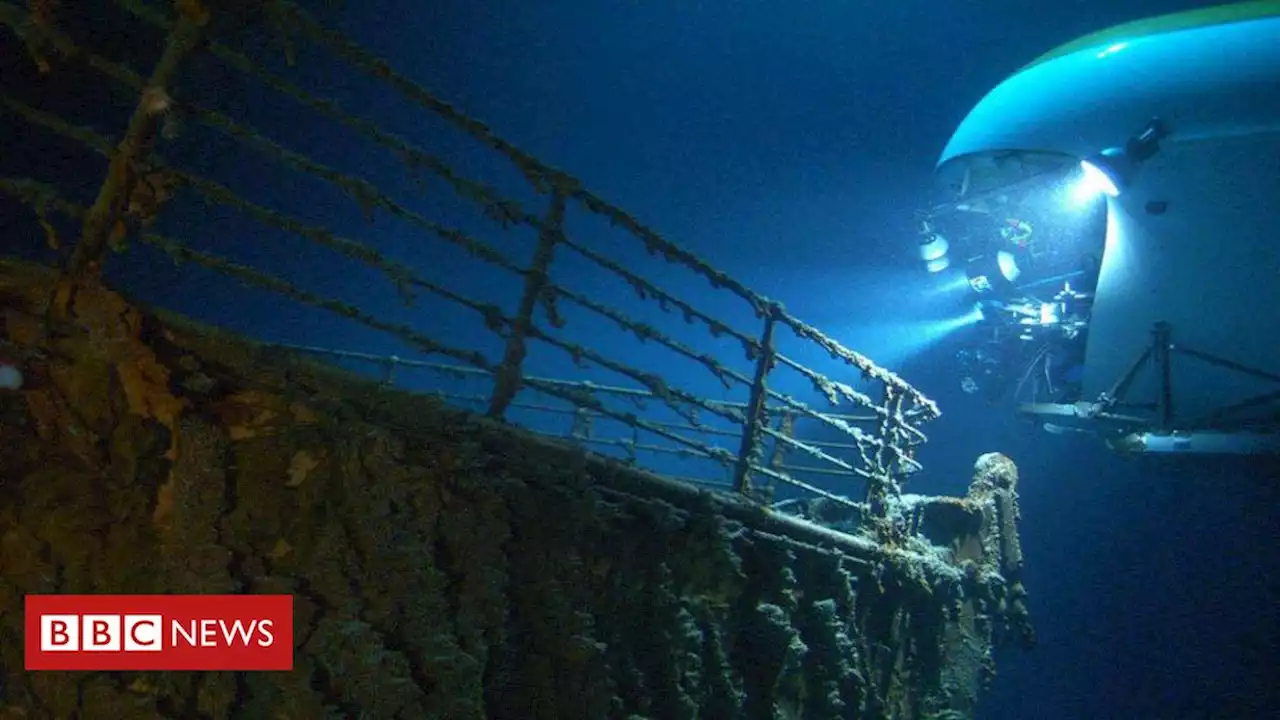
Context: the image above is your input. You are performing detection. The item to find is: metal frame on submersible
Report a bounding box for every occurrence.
[1020,321,1280,454]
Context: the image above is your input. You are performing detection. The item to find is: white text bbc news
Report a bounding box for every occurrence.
[40,614,276,652]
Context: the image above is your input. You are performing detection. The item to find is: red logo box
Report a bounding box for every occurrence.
[25,594,293,671]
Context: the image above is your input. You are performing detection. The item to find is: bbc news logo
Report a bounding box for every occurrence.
[25,594,293,671]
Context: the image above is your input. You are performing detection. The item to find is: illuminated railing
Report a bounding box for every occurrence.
[0,0,939,515]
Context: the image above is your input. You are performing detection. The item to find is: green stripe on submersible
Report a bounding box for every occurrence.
[1018,0,1280,74]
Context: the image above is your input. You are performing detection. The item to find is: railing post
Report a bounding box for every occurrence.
[866,386,902,517]
[381,355,400,386]
[570,406,591,441]
[488,190,565,418]
[69,7,207,280]
[731,303,778,499]
[768,411,794,471]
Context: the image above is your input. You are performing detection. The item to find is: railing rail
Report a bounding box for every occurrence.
[0,0,939,524]
[253,343,897,507]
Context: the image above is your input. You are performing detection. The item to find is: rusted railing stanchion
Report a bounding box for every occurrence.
[863,385,906,514]
[759,410,794,501]
[768,411,794,473]
[69,7,206,279]
[731,304,778,498]
[489,191,565,418]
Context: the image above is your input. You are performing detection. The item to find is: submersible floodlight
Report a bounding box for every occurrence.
[1079,117,1170,197]
[1038,302,1060,326]
[965,250,1020,294]
[919,232,950,273]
